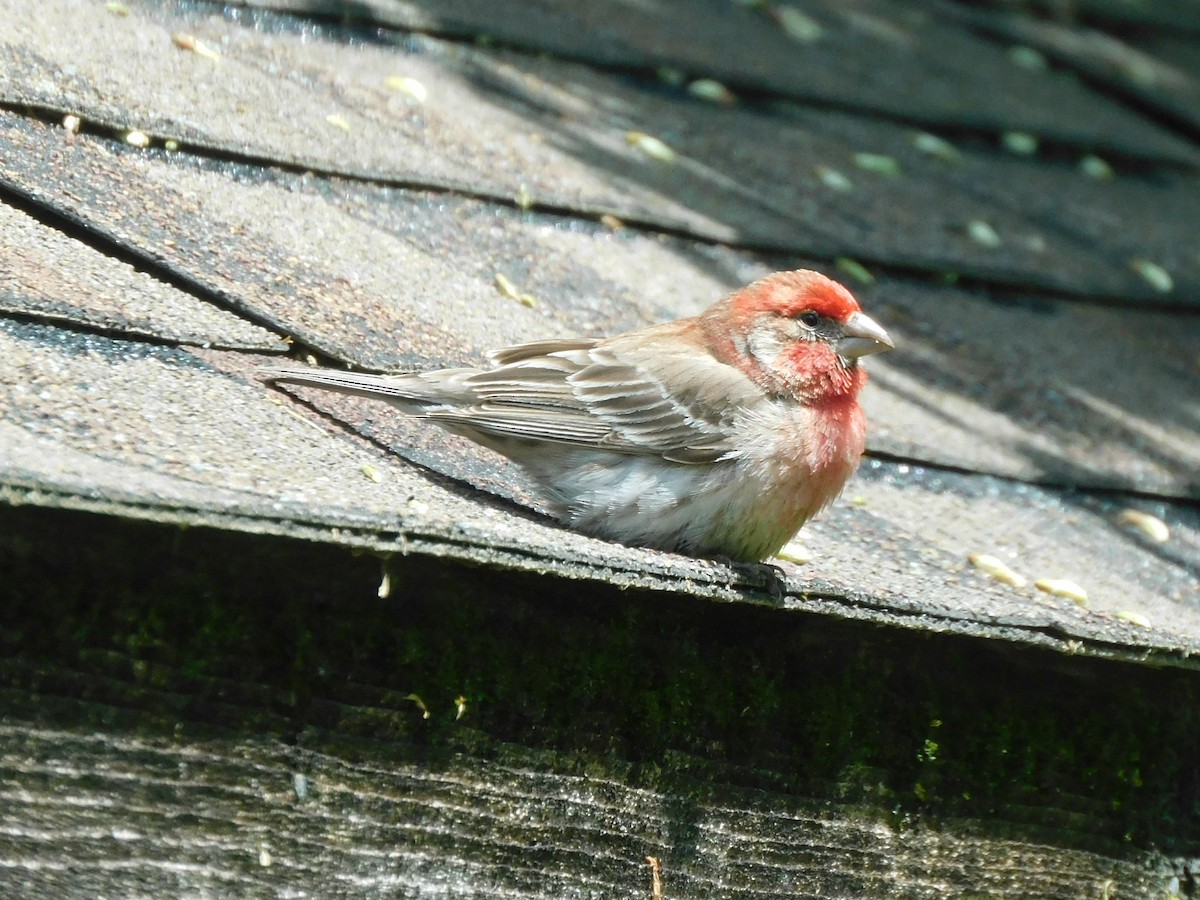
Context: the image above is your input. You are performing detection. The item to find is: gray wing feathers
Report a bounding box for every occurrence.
[428,407,613,445]
[488,338,600,366]
[264,337,763,463]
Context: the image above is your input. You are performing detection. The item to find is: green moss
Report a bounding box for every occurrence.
[1,504,1198,856]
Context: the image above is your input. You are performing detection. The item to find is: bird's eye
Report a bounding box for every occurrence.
[798,311,821,328]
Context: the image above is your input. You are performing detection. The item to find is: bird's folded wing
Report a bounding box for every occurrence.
[434,336,764,463]
[488,337,602,366]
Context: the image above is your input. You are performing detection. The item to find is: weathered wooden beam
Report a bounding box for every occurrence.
[1,504,1195,897]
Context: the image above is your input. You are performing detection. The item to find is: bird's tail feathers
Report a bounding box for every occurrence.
[259,365,458,409]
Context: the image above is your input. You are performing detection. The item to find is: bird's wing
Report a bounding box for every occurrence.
[429,328,765,463]
[488,337,602,366]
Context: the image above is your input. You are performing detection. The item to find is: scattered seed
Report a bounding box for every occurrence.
[384,75,427,103]
[772,5,823,42]
[647,856,664,900]
[514,183,535,210]
[494,272,520,300]
[815,165,853,192]
[599,213,625,230]
[61,114,81,134]
[968,553,1027,588]
[1001,131,1039,155]
[835,257,875,285]
[1078,154,1114,180]
[625,131,677,163]
[406,693,431,719]
[495,273,536,307]
[1007,45,1048,71]
[124,130,150,148]
[164,139,180,151]
[455,695,468,720]
[292,773,309,800]
[377,565,391,599]
[172,32,220,61]
[853,152,901,177]
[325,114,351,132]
[1121,57,1158,87]
[258,846,272,867]
[1130,258,1173,293]
[1115,610,1151,628]
[775,539,811,565]
[105,1,129,15]
[1118,509,1169,543]
[688,78,737,106]
[1035,578,1088,606]
[656,66,685,86]
[912,132,962,163]
[966,220,1002,248]
[361,463,383,483]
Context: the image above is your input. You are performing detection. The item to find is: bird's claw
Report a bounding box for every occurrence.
[722,559,789,603]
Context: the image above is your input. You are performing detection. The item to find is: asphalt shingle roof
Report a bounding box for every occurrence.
[2,0,1199,895]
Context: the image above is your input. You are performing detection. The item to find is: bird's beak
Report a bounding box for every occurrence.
[837,311,894,360]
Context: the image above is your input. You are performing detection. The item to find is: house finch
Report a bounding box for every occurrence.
[264,269,892,561]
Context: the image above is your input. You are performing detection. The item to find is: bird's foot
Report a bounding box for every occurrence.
[719,559,789,603]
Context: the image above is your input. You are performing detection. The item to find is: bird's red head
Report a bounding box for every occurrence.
[703,269,890,402]
[727,269,862,324]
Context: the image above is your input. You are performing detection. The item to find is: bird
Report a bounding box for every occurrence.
[263,269,893,562]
